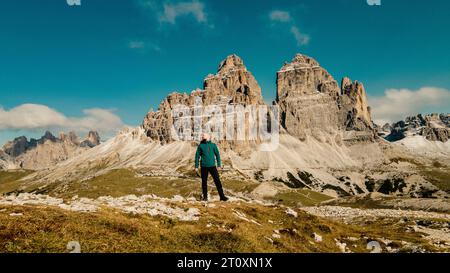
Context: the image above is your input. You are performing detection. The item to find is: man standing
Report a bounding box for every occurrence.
[195,133,228,202]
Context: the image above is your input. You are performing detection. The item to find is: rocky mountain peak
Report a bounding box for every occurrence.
[217,54,246,74]
[279,54,320,72]
[143,54,265,144]
[42,131,57,142]
[340,77,372,130]
[386,113,450,142]
[144,53,377,145]
[2,136,29,157]
[341,77,365,98]
[277,53,339,100]
[81,131,101,148]
[60,131,79,145]
[276,54,375,142]
[204,54,264,105]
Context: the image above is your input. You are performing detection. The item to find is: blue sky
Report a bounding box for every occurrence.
[1,0,449,145]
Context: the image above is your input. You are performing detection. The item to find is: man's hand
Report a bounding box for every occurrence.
[217,166,222,172]
[195,168,200,176]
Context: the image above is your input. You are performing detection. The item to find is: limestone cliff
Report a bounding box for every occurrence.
[143,54,266,145]
[276,54,374,142]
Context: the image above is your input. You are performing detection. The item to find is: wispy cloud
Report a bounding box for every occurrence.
[268,10,310,46]
[269,10,291,22]
[129,41,146,49]
[159,0,207,24]
[0,104,126,138]
[128,40,161,52]
[140,0,209,26]
[290,26,310,46]
[369,87,450,125]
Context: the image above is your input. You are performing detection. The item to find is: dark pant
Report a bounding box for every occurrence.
[201,166,226,199]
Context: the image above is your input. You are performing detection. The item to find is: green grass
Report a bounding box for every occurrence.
[1,169,332,208]
[63,169,198,198]
[389,157,450,193]
[29,169,260,199]
[419,168,450,193]
[0,170,34,195]
[267,189,333,207]
[323,195,396,210]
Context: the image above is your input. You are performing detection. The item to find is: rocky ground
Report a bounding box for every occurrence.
[0,191,449,253]
[301,205,450,251]
[1,168,449,253]
[301,205,450,222]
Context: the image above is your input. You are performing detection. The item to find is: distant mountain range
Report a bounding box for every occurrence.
[0,131,100,170]
[383,113,449,142]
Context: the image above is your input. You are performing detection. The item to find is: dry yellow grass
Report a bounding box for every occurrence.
[0,170,34,195]
[0,201,438,253]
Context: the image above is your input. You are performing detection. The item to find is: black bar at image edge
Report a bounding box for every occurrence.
[0,253,447,272]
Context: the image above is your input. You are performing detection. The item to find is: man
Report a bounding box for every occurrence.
[195,133,228,202]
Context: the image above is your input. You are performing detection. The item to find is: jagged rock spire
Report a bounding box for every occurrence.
[340,77,372,129]
[276,53,374,142]
[204,54,264,105]
[143,54,265,144]
[217,54,247,74]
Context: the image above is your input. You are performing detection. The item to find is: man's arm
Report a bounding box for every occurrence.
[195,146,201,168]
[214,144,222,167]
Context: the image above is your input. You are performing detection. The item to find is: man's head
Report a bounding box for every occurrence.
[201,133,210,142]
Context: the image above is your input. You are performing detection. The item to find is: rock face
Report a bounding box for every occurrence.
[276,54,374,143]
[81,131,101,148]
[143,54,265,144]
[276,54,341,141]
[144,53,375,146]
[1,131,101,170]
[0,150,12,170]
[386,114,450,142]
[2,136,32,158]
[204,54,264,106]
[340,77,372,131]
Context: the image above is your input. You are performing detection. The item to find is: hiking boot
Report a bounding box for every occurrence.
[220,196,229,202]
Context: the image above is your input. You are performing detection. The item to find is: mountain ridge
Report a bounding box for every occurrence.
[0,130,100,170]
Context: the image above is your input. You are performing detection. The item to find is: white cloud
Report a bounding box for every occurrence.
[369,87,450,125]
[128,40,161,52]
[0,104,126,137]
[268,9,310,46]
[129,41,146,49]
[290,26,310,46]
[158,0,207,25]
[269,10,292,22]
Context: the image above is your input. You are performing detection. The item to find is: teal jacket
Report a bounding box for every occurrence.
[195,141,221,168]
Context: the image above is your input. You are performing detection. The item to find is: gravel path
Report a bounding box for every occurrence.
[301,206,450,221]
